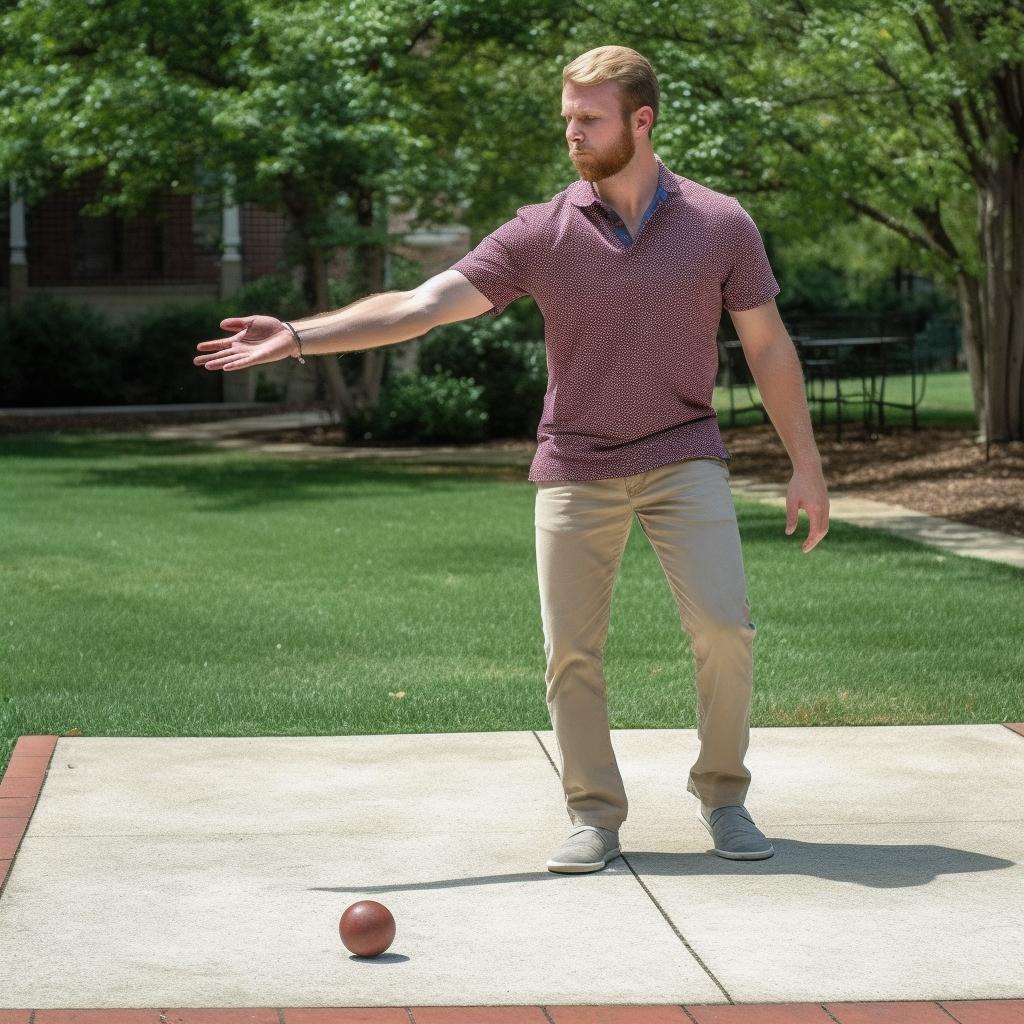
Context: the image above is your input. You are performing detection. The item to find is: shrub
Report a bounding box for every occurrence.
[344,369,488,444]
[0,293,124,406]
[415,313,547,439]
[119,300,228,403]
[216,273,307,324]
[0,274,311,407]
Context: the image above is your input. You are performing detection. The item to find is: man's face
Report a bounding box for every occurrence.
[561,80,639,183]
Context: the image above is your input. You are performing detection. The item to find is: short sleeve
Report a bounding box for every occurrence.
[450,212,531,317]
[722,201,781,312]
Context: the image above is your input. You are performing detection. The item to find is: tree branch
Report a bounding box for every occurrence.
[843,192,957,263]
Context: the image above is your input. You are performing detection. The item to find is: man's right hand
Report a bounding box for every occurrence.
[194,315,299,372]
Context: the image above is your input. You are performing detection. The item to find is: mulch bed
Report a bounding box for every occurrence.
[2,411,1021,540]
[722,422,1024,540]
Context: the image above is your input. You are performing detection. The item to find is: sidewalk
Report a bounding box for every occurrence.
[1,725,1023,1017]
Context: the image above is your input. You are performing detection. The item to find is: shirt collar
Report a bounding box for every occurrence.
[567,155,680,208]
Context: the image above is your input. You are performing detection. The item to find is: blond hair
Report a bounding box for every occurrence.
[562,45,660,140]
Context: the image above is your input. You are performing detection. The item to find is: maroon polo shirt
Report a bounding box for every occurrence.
[450,156,781,483]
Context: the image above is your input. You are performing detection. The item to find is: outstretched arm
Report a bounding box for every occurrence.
[193,268,495,372]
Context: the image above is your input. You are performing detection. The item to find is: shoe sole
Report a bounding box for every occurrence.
[697,809,775,859]
[547,843,622,873]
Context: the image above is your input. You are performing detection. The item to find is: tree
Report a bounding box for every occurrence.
[764,0,1022,447]
[0,0,566,420]
[558,0,1022,445]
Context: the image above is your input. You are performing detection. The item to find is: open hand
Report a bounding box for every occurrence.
[194,315,296,372]
[785,465,830,553]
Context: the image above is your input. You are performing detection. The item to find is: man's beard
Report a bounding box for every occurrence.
[569,119,636,182]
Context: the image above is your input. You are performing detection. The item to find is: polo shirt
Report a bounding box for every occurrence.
[450,156,781,483]
[607,179,670,246]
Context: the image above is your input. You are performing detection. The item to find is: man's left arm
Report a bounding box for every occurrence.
[729,300,831,554]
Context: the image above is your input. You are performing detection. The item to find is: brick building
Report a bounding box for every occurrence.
[2,172,474,403]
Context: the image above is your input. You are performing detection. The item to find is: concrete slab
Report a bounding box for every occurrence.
[1,726,1023,1010]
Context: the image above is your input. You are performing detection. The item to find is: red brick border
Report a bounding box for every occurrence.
[0,734,59,896]
[0,1002,1019,1023]
[2,732,1023,1022]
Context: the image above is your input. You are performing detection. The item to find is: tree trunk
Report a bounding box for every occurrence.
[303,240,358,422]
[281,190,358,423]
[976,149,1024,447]
[354,184,388,410]
[956,271,987,444]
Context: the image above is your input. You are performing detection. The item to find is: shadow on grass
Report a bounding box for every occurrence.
[0,431,530,512]
[0,431,220,459]
[4,432,1012,578]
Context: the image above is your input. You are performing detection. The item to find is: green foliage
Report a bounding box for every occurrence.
[776,218,965,321]
[218,273,307,324]
[119,301,228,404]
[344,369,489,444]
[414,308,547,439]
[0,294,126,406]
[253,370,287,403]
[0,274,309,407]
[4,0,1012,423]
[0,282,551,420]
[2,0,1013,295]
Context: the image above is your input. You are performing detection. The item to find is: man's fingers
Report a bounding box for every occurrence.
[194,349,234,368]
[197,350,240,371]
[194,349,225,362]
[195,329,248,368]
[784,500,799,535]
[197,330,244,351]
[801,510,830,553]
[785,504,830,552]
[193,320,254,372]
[803,533,826,553]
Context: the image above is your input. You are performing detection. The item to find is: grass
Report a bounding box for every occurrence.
[713,368,979,430]
[1,406,1021,780]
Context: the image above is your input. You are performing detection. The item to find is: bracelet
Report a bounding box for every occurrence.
[283,321,306,364]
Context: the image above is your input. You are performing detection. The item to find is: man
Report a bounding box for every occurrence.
[195,45,830,875]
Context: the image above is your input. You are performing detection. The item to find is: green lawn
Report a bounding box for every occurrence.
[2,414,1020,780]
[714,368,978,429]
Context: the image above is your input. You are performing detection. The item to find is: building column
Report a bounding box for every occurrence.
[8,181,28,305]
[219,172,243,299]
[216,174,253,401]
[219,171,255,403]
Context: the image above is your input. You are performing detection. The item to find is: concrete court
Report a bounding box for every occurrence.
[1,724,1023,1011]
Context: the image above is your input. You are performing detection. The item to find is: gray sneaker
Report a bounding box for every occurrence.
[547,824,621,873]
[698,804,774,859]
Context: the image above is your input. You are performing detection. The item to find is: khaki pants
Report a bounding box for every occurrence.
[534,456,757,831]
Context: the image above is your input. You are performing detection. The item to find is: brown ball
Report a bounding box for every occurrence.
[339,900,396,957]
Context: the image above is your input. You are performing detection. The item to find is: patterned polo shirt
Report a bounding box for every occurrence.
[450,156,781,483]
[606,180,670,246]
